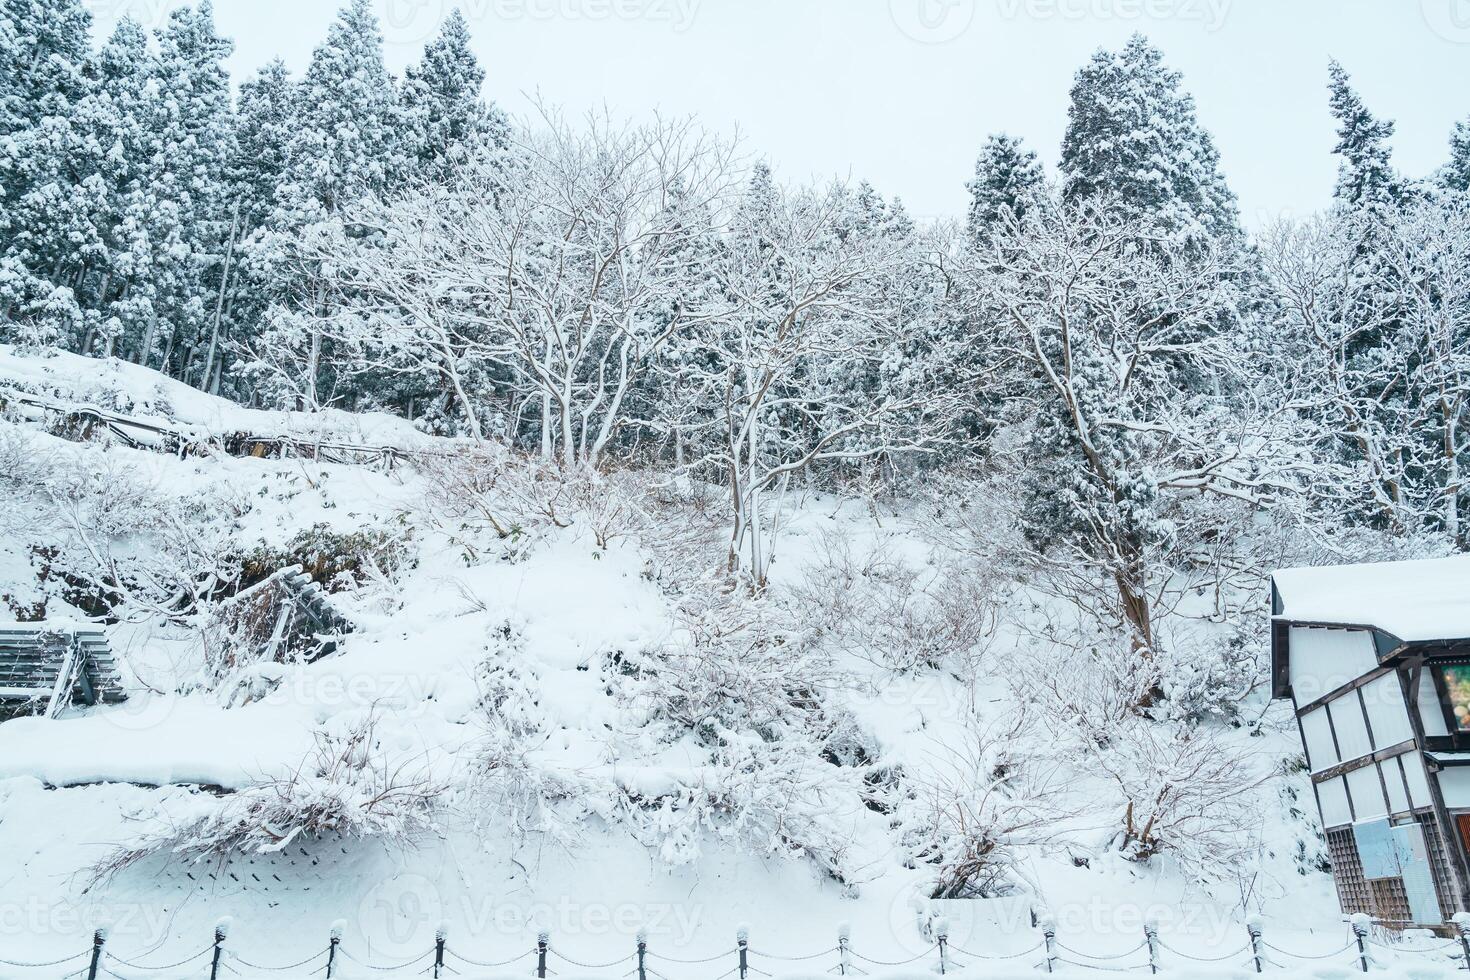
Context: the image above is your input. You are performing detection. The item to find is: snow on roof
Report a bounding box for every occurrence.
[1273,555,1470,643]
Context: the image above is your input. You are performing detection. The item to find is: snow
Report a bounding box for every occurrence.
[0,696,316,788]
[1272,555,1470,642]
[0,358,1373,975]
[0,345,440,449]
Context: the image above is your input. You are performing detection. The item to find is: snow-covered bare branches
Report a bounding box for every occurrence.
[96,712,444,877]
[1095,720,1265,881]
[962,193,1306,682]
[309,109,738,457]
[673,170,960,583]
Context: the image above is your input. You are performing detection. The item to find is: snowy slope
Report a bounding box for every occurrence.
[0,344,440,448]
[0,356,1389,977]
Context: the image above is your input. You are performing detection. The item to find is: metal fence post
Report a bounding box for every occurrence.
[86,926,108,980]
[1037,909,1057,974]
[637,928,648,980]
[434,922,447,979]
[537,929,549,979]
[209,917,231,980]
[737,925,750,980]
[1247,914,1264,974]
[326,919,344,979]
[1351,913,1371,973]
[935,916,950,975]
[1455,912,1470,971]
[1144,914,1159,975]
[837,922,851,977]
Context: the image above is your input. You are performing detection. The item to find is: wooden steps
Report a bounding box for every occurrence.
[0,626,128,718]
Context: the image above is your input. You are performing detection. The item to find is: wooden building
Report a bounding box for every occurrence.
[1272,556,1470,929]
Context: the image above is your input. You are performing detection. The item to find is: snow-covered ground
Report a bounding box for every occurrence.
[0,349,1435,978]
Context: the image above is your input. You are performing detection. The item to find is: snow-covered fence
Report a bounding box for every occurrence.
[0,386,449,470]
[7,911,1470,979]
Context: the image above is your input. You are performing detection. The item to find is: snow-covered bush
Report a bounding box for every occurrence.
[898,709,1062,898]
[1158,620,1269,726]
[416,445,653,559]
[615,739,863,885]
[241,522,415,594]
[96,714,444,876]
[630,583,834,743]
[463,637,590,849]
[1008,613,1158,748]
[792,528,998,674]
[608,553,872,881]
[0,424,247,621]
[1094,720,1263,879]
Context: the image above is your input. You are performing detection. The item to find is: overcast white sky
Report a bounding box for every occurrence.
[86,0,1470,227]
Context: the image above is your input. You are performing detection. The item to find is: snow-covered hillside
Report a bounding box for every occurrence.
[0,348,1383,978]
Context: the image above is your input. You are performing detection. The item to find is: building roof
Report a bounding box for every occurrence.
[1272,555,1470,644]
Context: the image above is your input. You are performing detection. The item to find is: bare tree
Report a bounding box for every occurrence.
[673,175,957,583]
[963,193,1307,677]
[312,108,738,459]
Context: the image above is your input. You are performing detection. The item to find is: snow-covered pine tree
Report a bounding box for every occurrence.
[401,8,507,177]
[1327,60,1410,211]
[243,0,405,409]
[1060,33,1240,249]
[279,0,403,216]
[75,16,162,359]
[211,59,294,395]
[0,0,91,136]
[0,0,97,346]
[1442,116,1470,194]
[143,1,236,380]
[965,133,1042,245]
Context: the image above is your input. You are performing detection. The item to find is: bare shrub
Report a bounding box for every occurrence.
[415,445,654,558]
[95,714,444,878]
[614,739,863,884]
[629,578,836,743]
[1006,611,1159,748]
[898,708,1064,898]
[1094,720,1264,879]
[0,425,247,623]
[792,527,999,674]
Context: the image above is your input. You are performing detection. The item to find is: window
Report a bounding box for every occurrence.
[1435,664,1470,731]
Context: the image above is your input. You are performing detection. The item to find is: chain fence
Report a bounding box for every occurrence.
[5,911,1470,979]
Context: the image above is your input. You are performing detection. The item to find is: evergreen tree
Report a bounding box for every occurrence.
[401,8,506,176]
[213,59,294,393]
[1327,60,1407,210]
[76,16,162,358]
[145,1,235,378]
[0,0,91,135]
[279,0,403,218]
[1444,117,1470,194]
[966,133,1042,244]
[1060,34,1239,246]
[0,0,100,347]
[245,0,404,409]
